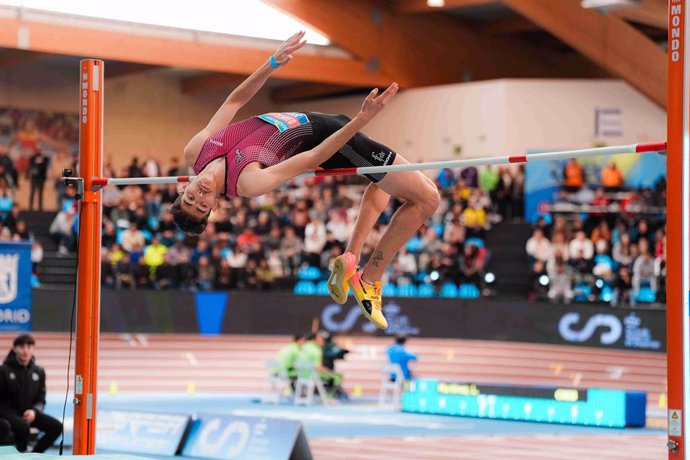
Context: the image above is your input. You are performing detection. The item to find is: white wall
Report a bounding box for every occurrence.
[282,79,665,161]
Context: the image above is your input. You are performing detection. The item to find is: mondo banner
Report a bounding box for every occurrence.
[0,242,32,331]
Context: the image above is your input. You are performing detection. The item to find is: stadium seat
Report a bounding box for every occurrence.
[599,285,614,303]
[465,237,484,248]
[383,283,397,297]
[573,282,591,303]
[439,282,458,298]
[458,283,480,299]
[636,286,656,303]
[316,281,330,296]
[298,266,321,280]
[397,284,418,297]
[293,280,316,295]
[417,284,434,297]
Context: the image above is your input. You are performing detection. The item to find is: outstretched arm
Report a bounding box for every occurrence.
[183,31,307,166]
[237,83,399,197]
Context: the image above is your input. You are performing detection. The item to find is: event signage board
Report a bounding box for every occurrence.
[0,242,32,331]
[32,290,665,351]
[97,409,191,456]
[182,413,312,460]
[403,378,646,428]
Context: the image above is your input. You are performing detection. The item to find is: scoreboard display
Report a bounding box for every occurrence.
[402,379,646,428]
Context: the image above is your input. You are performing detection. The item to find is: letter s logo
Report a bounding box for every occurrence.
[197,419,250,457]
[321,303,361,332]
[558,313,622,345]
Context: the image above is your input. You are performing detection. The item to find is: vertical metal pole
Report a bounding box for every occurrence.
[667,0,687,457]
[73,59,103,455]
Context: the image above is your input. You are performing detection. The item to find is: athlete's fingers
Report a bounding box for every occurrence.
[375,83,398,103]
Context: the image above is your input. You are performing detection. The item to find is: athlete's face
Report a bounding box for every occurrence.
[178,177,219,220]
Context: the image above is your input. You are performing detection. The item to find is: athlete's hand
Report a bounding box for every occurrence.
[23,409,36,423]
[357,83,398,123]
[272,31,307,67]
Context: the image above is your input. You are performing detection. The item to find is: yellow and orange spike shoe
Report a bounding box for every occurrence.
[348,272,388,330]
[327,252,357,305]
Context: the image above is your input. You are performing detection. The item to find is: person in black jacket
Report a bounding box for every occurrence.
[27,150,49,211]
[0,334,62,453]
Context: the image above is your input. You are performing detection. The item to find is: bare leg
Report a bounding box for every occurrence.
[345,183,390,263]
[361,155,440,282]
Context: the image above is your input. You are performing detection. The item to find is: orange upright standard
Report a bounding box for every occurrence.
[73,59,103,455]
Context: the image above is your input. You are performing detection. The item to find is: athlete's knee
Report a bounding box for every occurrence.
[419,182,440,217]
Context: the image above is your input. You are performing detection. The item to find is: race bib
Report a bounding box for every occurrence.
[257,112,310,132]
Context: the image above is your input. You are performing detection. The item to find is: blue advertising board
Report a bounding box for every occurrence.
[183,413,312,460]
[403,378,646,428]
[97,409,191,456]
[0,241,32,331]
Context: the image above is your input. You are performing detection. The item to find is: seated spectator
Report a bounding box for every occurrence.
[569,230,594,260]
[632,245,657,300]
[546,251,574,304]
[304,217,326,267]
[49,208,76,255]
[462,198,487,239]
[143,236,168,287]
[563,158,584,192]
[570,249,594,277]
[30,241,43,274]
[443,216,465,250]
[550,231,569,261]
[196,256,215,291]
[256,259,274,290]
[525,228,552,265]
[121,223,145,253]
[630,218,653,246]
[611,266,634,307]
[0,334,63,453]
[592,240,615,281]
[386,335,417,381]
[601,161,624,191]
[459,243,484,287]
[590,220,611,246]
[436,168,456,189]
[280,227,303,276]
[613,233,635,268]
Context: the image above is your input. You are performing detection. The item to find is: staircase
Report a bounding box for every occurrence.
[20,211,77,291]
[485,220,533,298]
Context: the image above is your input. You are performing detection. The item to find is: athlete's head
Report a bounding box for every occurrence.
[171,174,221,235]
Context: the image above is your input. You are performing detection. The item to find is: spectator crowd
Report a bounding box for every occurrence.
[526,158,666,307]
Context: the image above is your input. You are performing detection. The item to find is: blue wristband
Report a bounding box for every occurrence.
[269,55,279,69]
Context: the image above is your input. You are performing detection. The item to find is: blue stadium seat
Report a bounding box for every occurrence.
[417,284,434,297]
[573,282,591,302]
[415,271,429,283]
[298,266,321,280]
[465,237,484,248]
[293,281,316,295]
[405,237,423,253]
[458,283,480,299]
[599,285,613,303]
[434,223,444,237]
[636,286,656,303]
[383,283,398,297]
[316,281,330,296]
[439,282,458,298]
[397,284,418,297]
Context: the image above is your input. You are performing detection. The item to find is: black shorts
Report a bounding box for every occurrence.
[306,112,397,183]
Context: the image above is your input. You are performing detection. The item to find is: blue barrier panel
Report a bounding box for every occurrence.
[97,409,191,456]
[402,378,646,428]
[195,292,229,335]
[183,413,312,460]
[0,241,32,331]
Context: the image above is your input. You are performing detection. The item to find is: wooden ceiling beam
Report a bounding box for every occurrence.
[264,0,585,88]
[0,17,391,88]
[0,49,51,69]
[484,16,540,35]
[271,82,358,103]
[393,0,499,14]
[104,61,159,79]
[611,0,667,30]
[503,0,666,107]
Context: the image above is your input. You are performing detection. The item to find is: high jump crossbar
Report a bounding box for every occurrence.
[88,141,666,189]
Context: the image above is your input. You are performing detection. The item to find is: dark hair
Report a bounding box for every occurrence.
[13,334,35,347]
[170,195,209,235]
[292,334,303,342]
[395,335,407,345]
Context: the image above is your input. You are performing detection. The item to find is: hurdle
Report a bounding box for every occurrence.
[71,2,687,457]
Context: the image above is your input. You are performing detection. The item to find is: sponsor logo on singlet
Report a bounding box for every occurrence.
[257,112,310,132]
[209,139,223,147]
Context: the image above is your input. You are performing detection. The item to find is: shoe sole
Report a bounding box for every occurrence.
[327,257,355,305]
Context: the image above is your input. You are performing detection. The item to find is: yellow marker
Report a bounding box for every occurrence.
[659,393,668,409]
[186,382,196,394]
[108,381,118,395]
[353,384,363,397]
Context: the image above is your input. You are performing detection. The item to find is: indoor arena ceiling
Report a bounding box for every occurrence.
[0,0,669,107]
